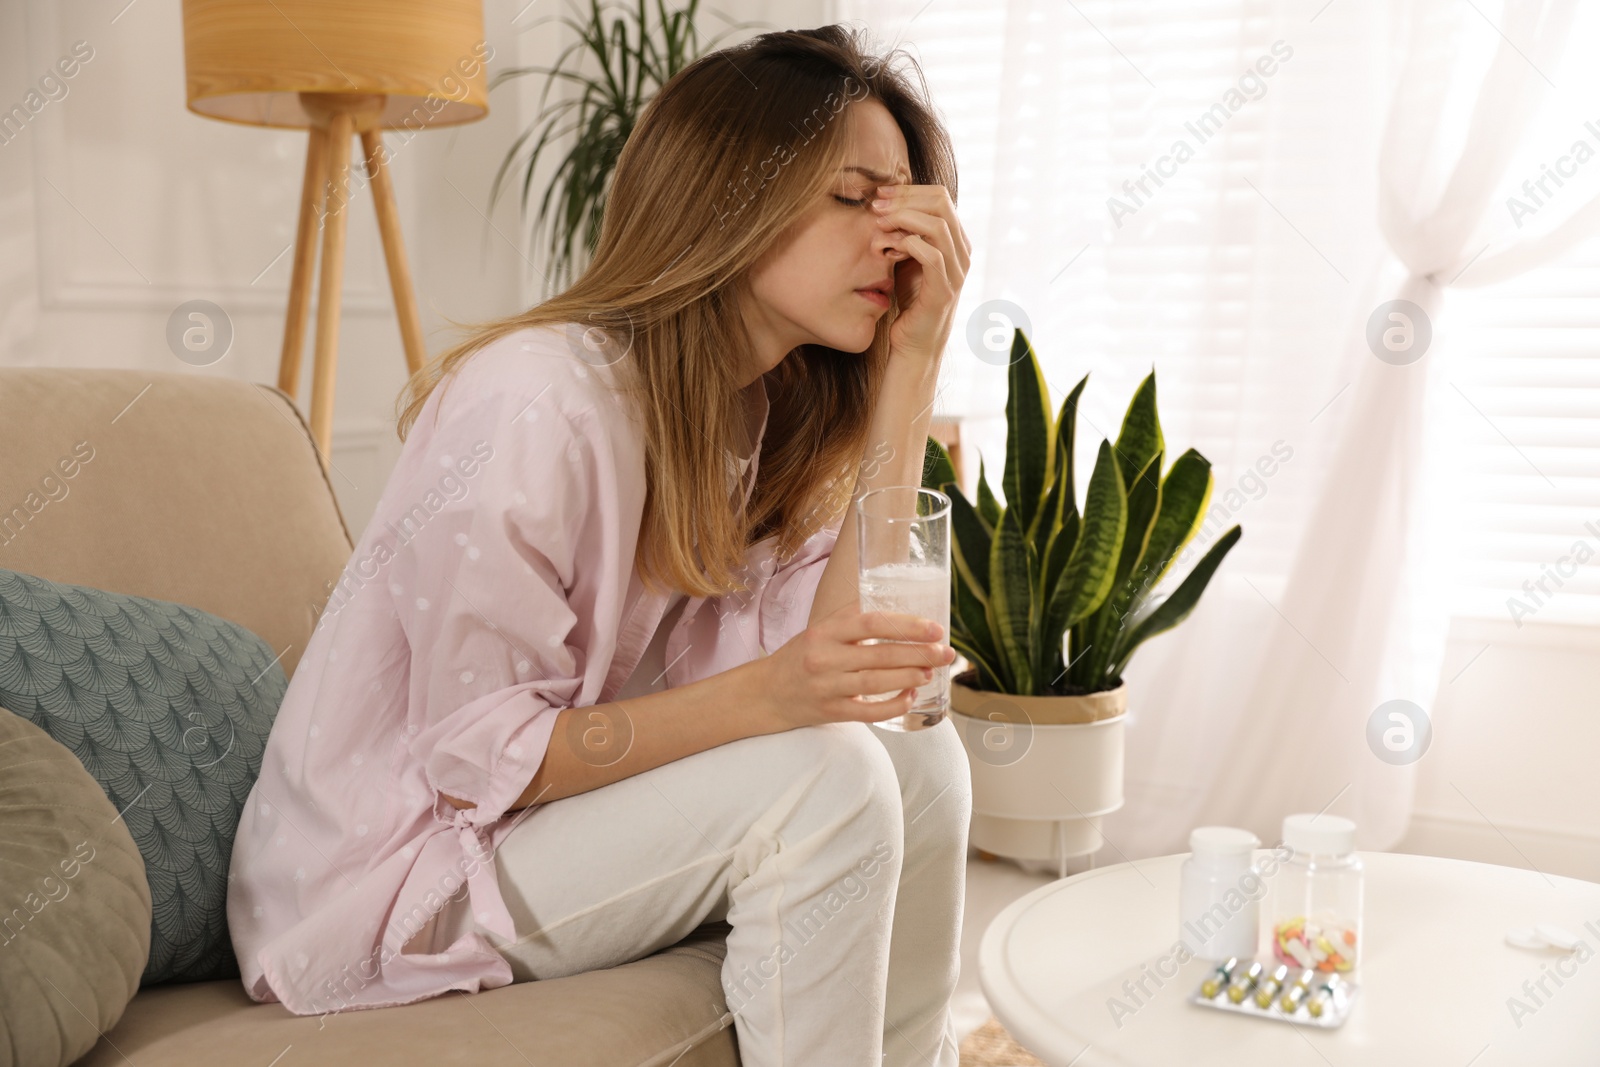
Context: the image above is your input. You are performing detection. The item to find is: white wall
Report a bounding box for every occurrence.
[1396,616,1600,883]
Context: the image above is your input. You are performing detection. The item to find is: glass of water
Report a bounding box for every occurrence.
[855,486,952,732]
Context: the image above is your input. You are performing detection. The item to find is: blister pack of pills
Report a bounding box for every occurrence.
[1188,957,1357,1029]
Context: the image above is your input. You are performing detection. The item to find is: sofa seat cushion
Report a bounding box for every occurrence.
[76,922,740,1067]
[0,567,288,985]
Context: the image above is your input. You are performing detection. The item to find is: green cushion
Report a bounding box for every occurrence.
[0,707,152,1067]
[0,568,288,985]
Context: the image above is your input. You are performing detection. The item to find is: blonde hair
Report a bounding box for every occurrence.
[394,24,958,599]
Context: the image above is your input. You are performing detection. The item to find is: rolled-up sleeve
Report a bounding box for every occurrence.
[386,388,593,824]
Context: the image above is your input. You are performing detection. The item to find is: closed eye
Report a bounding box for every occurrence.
[833,195,868,207]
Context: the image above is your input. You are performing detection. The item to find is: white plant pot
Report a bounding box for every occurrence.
[950,676,1127,875]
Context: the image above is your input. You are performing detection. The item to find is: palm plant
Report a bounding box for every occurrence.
[922,329,1242,697]
[488,0,763,294]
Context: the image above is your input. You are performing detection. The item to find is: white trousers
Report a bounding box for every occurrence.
[424,717,973,1067]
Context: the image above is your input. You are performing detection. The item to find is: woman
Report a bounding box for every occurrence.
[227,23,972,1067]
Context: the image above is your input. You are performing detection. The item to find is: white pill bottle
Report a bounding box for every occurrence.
[1267,813,1364,977]
[1179,826,1262,962]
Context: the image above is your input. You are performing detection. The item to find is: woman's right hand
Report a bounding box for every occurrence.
[756,602,957,730]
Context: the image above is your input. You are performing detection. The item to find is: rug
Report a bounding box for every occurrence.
[958,1016,1046,1066]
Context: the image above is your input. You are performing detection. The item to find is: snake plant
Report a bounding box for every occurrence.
[922,328,1242,696]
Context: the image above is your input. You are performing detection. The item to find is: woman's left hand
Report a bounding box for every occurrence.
[873,183,971,365]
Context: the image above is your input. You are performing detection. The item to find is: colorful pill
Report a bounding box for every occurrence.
[1199,957,1239,1000]
[1307,974,1346,1019]
[1279,984,1310,1013]
[1254,964,1290,1008]
[1278,968,1316,1013]
[1227,961,1265,1003]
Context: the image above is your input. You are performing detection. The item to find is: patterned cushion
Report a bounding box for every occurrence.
[0,708,151,1066]
[0,567,288,985]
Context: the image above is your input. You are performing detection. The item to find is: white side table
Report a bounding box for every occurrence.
[979,851,1600,1066]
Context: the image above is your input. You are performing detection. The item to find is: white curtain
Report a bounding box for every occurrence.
[1203,0,1588,849]
[833,0,1593,856]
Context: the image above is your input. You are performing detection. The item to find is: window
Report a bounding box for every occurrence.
[1436,2,1600,626]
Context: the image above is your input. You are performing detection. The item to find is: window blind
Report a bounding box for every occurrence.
[1442,244,1600,627]
[1435,1,1600,628]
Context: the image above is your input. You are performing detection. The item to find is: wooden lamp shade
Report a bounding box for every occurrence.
[180,0,489,467]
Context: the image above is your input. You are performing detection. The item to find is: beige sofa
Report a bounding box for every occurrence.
[0,367,738,1067]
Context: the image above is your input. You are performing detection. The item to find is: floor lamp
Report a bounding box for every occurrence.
[180,0,489,468]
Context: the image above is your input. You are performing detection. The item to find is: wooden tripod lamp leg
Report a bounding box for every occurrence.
[360,129,428,377]
[308,109,354,468]
[278,126,327,401]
